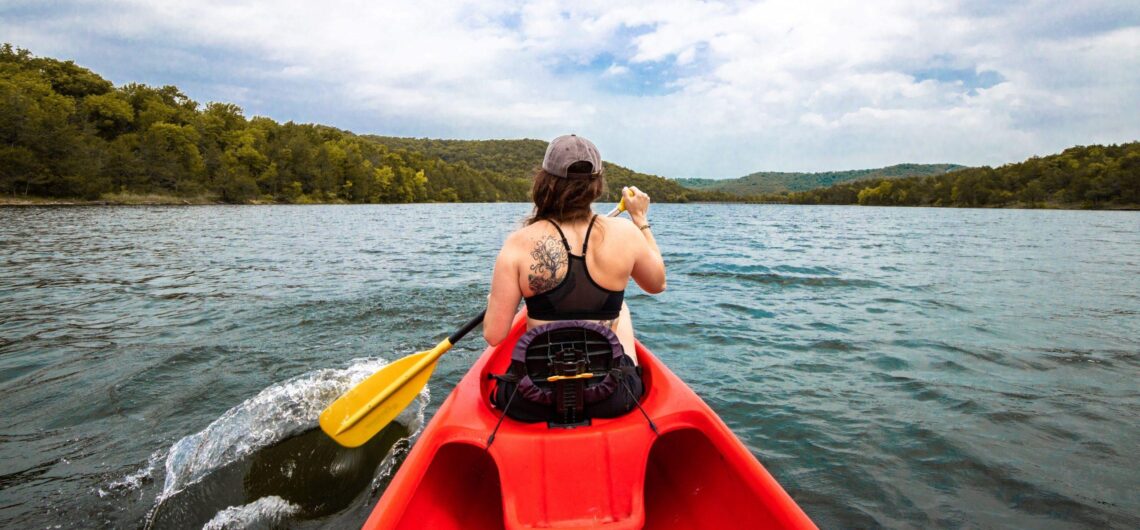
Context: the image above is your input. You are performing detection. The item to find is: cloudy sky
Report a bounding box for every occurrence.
[5,0,1139,177]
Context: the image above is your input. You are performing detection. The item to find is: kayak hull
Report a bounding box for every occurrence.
[363,314,816,529]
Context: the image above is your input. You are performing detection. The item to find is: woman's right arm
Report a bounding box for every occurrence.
[484,239,522,346]
[624,187,666,294]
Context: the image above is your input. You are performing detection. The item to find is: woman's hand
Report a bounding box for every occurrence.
[624,185,665,293]
[622,186,651,224]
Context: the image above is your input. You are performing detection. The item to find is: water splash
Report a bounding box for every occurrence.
[368,385,429,494]
[98,450,164,497]
[201,496,300,529]
[136,356,428,525]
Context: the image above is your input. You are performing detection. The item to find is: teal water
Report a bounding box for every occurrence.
[1,204,1137,528]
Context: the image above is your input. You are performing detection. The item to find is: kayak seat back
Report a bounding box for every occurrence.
[491,321,642,426]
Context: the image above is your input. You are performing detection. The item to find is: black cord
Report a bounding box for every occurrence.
[486,383,520,449]
[622,375,658,435]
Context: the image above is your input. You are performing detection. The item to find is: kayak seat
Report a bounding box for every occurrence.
[490,320,644,427]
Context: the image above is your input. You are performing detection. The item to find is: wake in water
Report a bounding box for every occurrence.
[104,357,428,529]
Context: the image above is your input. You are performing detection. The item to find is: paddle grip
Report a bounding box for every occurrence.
[618,187,635,213]
[448,310,487,345]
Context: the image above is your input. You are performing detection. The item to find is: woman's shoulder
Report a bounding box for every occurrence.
[596,215,639,237]
[502,222,549,249]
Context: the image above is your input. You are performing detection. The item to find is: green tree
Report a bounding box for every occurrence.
[82,92,134,139]
[0,67,80,195]
[139,123,205,194]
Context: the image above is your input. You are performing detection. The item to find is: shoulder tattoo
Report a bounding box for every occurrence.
[528,235,567,293]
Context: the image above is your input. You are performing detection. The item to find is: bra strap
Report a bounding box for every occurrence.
[547,220,571,251]
[581,214,598,254]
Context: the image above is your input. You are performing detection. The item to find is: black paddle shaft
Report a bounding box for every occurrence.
[448,310,487,345]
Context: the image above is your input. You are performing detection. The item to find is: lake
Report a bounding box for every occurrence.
[1,204,1137,528]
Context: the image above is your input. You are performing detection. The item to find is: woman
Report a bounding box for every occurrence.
[484,134,666,367]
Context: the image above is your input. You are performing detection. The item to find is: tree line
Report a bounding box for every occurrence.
[0,45,534,203]
[365,136,733,203]
[677,163,965,195]
[5,45,1133,208]
[0,45,727,204]
[787,143,1139,208]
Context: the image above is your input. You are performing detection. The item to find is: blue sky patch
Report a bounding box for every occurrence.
[550,52,682,97]
[545,22,697,97]
[911,66,1006,94]
[498,11,522,30]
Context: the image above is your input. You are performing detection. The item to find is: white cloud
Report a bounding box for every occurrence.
[603,64,629,77]
[4,0,1138,177]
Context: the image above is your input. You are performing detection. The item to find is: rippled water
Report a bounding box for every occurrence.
[1,204,1137,529]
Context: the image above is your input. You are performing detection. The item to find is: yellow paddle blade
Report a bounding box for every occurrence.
[319,342,448,448]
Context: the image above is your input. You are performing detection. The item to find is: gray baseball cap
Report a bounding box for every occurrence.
[542,134,603,178]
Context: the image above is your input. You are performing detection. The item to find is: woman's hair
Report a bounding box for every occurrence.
[525,161,606,225]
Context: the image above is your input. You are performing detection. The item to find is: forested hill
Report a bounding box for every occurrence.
[0,45,722,204]
[787,143,1140,208]
[364,136,728,203]
[365,136,547,177]
[677,163,965,195]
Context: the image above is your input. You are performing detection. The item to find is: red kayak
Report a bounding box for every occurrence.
[363,314,817,529]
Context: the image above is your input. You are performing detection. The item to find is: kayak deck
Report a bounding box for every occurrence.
[364,315,816,529]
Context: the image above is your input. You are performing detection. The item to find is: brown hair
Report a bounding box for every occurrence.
[525,161,606,225]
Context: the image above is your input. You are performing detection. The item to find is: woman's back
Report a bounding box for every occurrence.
[488,211,663,361]
[513,215,636,297]
[483,134,664,353]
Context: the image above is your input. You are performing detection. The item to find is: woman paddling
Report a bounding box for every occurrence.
[484,134,666,419]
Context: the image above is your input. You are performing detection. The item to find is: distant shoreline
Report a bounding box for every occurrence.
[3,194,1135,211]
[0,193,233,206]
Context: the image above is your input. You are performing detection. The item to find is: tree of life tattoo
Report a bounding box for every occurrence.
[528,235,567,293]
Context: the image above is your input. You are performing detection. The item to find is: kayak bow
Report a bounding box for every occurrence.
[363,312,817,530]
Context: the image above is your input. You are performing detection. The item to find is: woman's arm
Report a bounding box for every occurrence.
[484,241,522,346]
[624,187,666,294]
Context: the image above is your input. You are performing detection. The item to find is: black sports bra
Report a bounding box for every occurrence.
[524,215,625,321]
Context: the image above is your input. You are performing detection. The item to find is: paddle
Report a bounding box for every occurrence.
[320,194,633,447]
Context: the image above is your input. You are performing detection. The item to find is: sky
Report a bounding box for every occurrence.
[4,0,1139,178]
